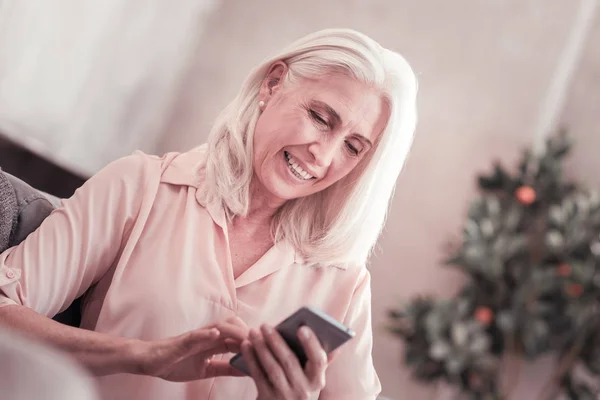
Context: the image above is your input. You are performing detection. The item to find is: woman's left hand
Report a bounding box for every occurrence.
[242,324,335,400]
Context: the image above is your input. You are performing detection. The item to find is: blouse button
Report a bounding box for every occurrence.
[6,270,15,279]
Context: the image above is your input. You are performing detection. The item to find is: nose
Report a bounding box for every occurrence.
[308,140,337,168]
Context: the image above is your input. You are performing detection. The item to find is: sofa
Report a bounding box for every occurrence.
[0,168,82,326]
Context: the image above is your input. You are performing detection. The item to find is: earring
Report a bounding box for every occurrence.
[258,100,265,109]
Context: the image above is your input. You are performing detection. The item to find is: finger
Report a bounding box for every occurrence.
[327,348,341,363]
[196,319,248,357]
[241,340,274,397]
[201,341,241,358]
[250,328,293,396]
[298,327,328,387]
[204,359,246,378]
[214,320,250,343]
[226,316,250,333]
[199,336,244,359]
[224,338,242,353]
[171,328,221,361]
[261,324,309,393]
[208,316,249,336]
[198,336,242,357]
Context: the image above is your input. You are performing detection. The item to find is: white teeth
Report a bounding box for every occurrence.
[285,152,314,180]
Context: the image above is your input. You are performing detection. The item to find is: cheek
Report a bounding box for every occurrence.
[314,160,359,190]
[277,109,316,142]
[253,119,282,162]
[329,164,354,182]
[297,117,322,140]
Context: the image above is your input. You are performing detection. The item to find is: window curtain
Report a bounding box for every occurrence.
[0,0,218,176]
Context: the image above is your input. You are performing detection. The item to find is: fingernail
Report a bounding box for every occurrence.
[210,328,220,337]
[299,326,311,340]
[249,329,259,339]
[262,324,274,335]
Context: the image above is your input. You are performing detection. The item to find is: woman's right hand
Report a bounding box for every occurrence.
[130,316,249,382]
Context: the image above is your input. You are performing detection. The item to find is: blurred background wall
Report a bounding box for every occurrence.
[0,1,599,398]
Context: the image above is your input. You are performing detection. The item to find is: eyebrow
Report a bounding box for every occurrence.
[312,100,373,148]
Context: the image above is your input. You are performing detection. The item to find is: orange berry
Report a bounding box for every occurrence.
[516,185,536,205]
[566,283,584,297]
[474,307,494,325]
[557,263,572,277]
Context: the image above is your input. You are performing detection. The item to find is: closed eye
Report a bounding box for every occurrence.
[345,141,360,156]
[309,109,329,128]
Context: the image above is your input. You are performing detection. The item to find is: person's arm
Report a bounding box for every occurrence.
[0,153,248,380]
[318,268,382,400]
[0,153,154,375]
[0,304,141,375]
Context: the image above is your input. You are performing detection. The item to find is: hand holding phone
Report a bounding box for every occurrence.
[230,306,354,375]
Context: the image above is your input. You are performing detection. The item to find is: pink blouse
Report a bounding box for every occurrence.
[0,146,381,399]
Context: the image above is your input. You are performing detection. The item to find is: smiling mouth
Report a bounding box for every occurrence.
[284,151,316,181]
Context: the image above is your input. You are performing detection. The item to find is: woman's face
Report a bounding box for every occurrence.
[252,63,389,205]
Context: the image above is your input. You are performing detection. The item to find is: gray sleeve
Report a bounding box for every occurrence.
[4,173,55,247]
[0,170,18,252]
[13,196,55,245]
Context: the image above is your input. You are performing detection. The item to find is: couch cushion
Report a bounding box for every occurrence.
[2,172,56,250]
[0,169,19,252]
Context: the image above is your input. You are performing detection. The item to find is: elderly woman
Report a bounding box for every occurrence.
[0,28,417,399]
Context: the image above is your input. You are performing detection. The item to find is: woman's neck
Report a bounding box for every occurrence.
[227,178,280,234]
[244,176,286,222]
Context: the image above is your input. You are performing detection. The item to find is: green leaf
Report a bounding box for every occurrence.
[574,384,596,400]
[549,205,566,226]
[478,163,513,191]
[445,352,468,376]
[388,309,407,319]
[429,340,452,360]
[546,230,565,252]
[451,322,469,346]
[496,311,516,333]
[469,334,491,354]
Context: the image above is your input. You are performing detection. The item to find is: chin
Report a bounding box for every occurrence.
[265,181,310,202]
[269,186,301,202]
[257,161,317,202]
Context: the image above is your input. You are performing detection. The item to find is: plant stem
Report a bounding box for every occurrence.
[538,316,590,400]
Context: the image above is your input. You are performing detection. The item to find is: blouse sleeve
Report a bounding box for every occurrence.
[319,268,382,399]
[0,152,152,317]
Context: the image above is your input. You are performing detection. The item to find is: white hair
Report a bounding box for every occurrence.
[200,28,418,268]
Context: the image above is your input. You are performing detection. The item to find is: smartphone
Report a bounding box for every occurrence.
[229,306,355,375]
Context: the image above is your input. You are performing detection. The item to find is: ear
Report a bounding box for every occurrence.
[258,61,288,104]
